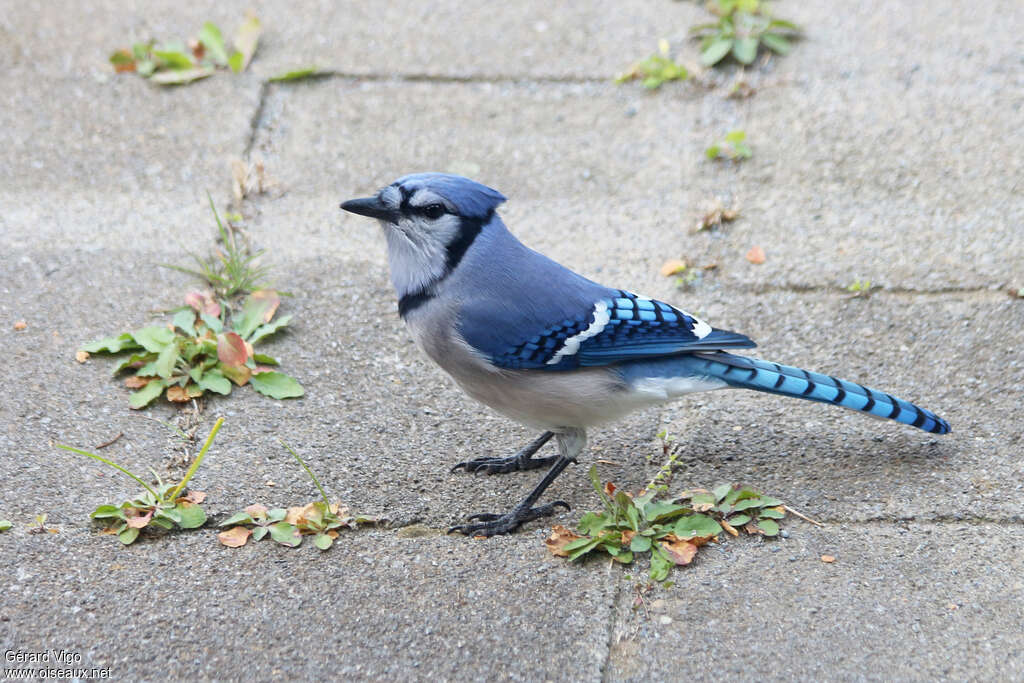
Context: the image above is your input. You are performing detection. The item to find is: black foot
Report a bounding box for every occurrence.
[450,431,555,475]
[448,501,571,537]
[450,453,560,475]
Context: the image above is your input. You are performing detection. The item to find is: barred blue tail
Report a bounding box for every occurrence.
[688,352,950,434]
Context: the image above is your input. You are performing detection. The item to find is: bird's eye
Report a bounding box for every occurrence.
[423,203,446,219]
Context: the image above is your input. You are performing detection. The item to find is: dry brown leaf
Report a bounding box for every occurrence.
[660,536,698,565]
[124,375,154,389]
[745,246,766,264]
[720,519,739,537]
[245,503,268,518]
[232,158,269,202]
[75,350,90,363]
[326,530,340,539]
[696,201,740,232]
[744,522,761,535]
[218,526,252,548]
[821,555,836,564]
[13,321,27,330]
[166,385,191,402]
[660,259,688,277]
[179,490,206,504]
[285,505,311,525]
[604,482,617,497]
[545,524,584,557]
[621,529,636,546]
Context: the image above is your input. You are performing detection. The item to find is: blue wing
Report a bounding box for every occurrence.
[460,289,755,371]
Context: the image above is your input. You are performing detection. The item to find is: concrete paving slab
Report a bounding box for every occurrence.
[606,522,1024,681]
[0,528,614,681]
[2,1,1022,680]
[4,247,1019,527]
[248,76,1020,291]
[1,0,697,80]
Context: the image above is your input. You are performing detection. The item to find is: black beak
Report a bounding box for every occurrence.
[339,195,397,222]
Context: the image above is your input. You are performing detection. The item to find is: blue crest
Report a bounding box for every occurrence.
[394,173,507,219]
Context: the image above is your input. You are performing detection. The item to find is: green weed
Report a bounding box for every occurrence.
[109,15,261,85]
[616,39,691,90]
[546,467,787,582]
[58,418,223,545]
[691,0,801,67]
[218,442,381,550]
[706,129,752,161]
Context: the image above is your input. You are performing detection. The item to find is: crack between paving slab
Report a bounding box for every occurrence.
[599,570,624,683]
[743,284,1010,299]
[269,70,606,86]
[243,80,270,159]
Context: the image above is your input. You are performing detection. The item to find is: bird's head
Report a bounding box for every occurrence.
[340,173,506,301]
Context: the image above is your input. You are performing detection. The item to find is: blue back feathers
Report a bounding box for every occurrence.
[394,173,506,219]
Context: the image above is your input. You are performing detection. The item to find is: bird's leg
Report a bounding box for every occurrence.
[450,431,556,475]
[449,429,585,537]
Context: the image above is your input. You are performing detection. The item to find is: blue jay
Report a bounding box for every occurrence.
[341,173,950,537]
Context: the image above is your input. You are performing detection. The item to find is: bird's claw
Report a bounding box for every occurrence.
[450,454,560,475]
[448,501,571,537]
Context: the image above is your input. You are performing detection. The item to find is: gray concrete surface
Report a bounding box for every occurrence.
[2,1,1022,680]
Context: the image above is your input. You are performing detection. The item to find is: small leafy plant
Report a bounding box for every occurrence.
[58,417,223,545]
[706,129,752,161]
[80,287,302,408]
[109,16,261,85]
[616,39,690,90]
[846,279,874,297]
[691,0,801,66]
[546,467,786,581]
[218,442,380,550]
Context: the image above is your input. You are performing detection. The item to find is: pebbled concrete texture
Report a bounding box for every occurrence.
[2,0,1022,681]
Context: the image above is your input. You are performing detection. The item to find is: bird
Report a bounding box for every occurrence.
[340,173,950,537]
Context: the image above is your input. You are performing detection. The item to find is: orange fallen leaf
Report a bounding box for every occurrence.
[124,375,154,389]
[660,259,688,277]
[13,321,27,330]
[621,529,636,546]
[660,536,698,565]
[285,505,311,525]
[604,482,617,497]
[245,503,268,518]
[218,526,252,548]
[166,385,191,402]
[745,246,766,264]
[821,555,836,563]
[720,519,739,537]
[545,524,584,557]
[75,350,90,363]
[179,490,206,504]
[326,530,340,539]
